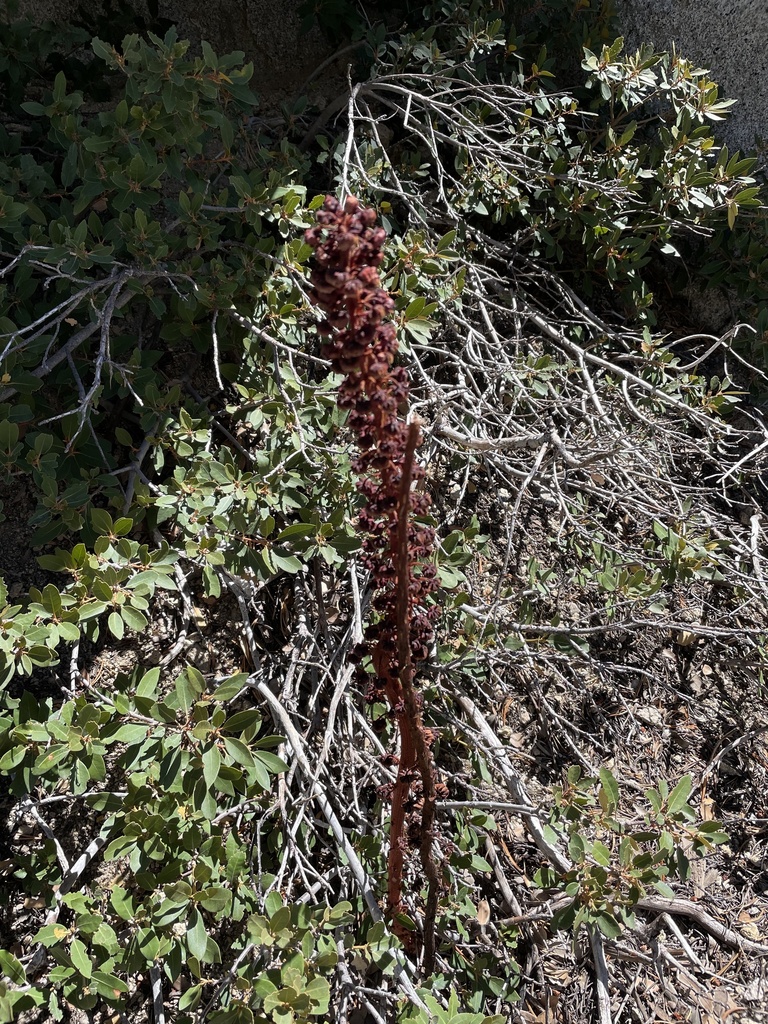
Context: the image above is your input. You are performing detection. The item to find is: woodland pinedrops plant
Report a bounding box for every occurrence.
[305,194,444,968]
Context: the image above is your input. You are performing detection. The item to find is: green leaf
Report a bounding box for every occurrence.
[91,37,115,63]
[136,668,161,698]
[223,710,262,734]
[305,975,330,1012]
[264,986,299,1012]
[202,744,222,788]
[224,737,257,770]
[249,757,271,791]
[34,923,70,947]
[252,751,288,774]
[0,950,26,984]
[33,744,70,774]
[270,551,302,573]
[108,612,124,640]
[213,673,248,702]
[436,229,457,252]
[121,605,148,632]
[21,101,47,116]
[666,775,692,816]
[106,723,149,744]
[137,927,161,960]
[186,909,209,960]
[91,970,129,1001]
[264,892,283,917]
[196,886,231,914]
[91,508,114,536]
[652,880,676,898]
[175,667,203,713]
[276,523,315,540]
[0,746,26,770]
[568,833,586,862]
[179,983,205,1011]
[69,938,92,978]
[326,901,353,924]
[57,621,81,642]
[594,914,622,939]
[110,888,135,922]
[598,767,619,814]
[74,913,103,937]
[591,840,611,867]
[203,564,221,597]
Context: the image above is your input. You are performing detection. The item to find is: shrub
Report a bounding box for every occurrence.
[1,3,763,1021]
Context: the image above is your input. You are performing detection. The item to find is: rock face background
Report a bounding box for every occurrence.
[616,0,768,157]
[7,0,768,154]
[7,0,331,98]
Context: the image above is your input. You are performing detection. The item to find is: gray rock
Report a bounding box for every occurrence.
[616,0,768,158]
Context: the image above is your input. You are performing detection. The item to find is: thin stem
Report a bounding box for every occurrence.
[394,420,440,974]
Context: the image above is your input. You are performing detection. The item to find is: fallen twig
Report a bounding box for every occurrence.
[637,896,768,956]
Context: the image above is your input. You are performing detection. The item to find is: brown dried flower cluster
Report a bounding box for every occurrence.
[304,195,440,694]
[305,196,443,956]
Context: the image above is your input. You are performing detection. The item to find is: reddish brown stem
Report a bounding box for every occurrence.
[386,701,416,932]
[393,421,440,973]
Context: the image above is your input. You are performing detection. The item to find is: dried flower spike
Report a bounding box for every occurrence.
[306,195,443,968]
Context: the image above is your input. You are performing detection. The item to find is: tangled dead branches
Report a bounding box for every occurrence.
[292,53,768,1020]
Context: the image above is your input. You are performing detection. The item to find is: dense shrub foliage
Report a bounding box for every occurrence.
[0,2,765,1021]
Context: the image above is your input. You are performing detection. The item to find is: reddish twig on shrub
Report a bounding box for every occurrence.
[305,195,443,969]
